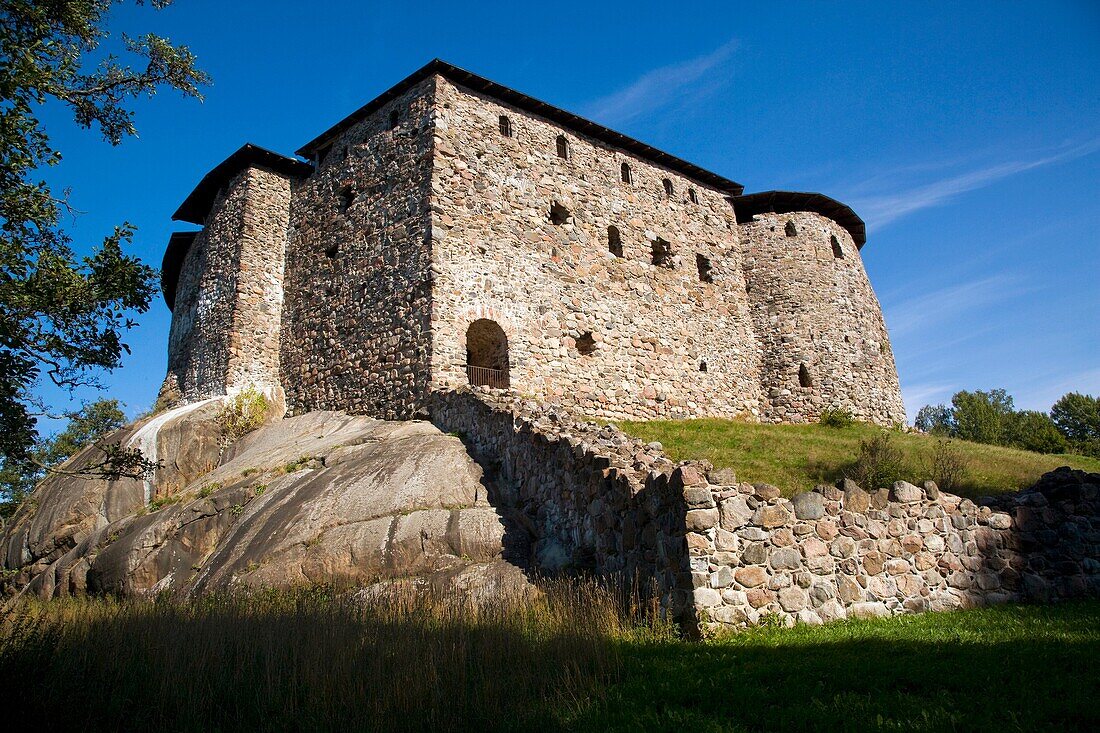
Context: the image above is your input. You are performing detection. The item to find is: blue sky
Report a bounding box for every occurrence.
[32,0,1100,428]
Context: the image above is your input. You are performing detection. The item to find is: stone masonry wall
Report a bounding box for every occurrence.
[740,211,906,425]
[430,388,697,623]
[430,392,1099,633]
[683,469,1100,631]
[162,166,292,404]
[428,78,765,421]
[279,78,436,420]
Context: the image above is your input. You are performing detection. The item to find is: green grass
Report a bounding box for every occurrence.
[593,602,1100,732]
[616,418,1100,498]
[1,589,1095,732]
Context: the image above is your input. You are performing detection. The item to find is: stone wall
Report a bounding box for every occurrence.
[162,166,293,404]
[739,211,906,425]
[429,388,697,622]
[430,391,1099,633]
[683,468,1100,631]
[428,77,765,421]
[279,78,437,420]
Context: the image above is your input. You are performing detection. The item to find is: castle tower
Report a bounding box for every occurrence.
[160,144,311,408]
[734,192,906,425]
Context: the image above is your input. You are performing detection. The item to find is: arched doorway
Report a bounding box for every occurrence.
[466,319,510,389]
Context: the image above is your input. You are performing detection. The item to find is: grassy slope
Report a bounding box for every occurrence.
[616,418,1100,498]
[584,602,1100,732]
[2,593,1096,732]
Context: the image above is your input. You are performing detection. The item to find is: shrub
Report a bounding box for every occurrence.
[925,439,968,492]
[848,431,904,489]
[818,408,854,428]
[216,387,269,447]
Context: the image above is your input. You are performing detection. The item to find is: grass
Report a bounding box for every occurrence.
[0,588,1095,732]
[616,418,1100,498]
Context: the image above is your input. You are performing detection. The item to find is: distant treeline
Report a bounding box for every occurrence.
[916,390,1100,457]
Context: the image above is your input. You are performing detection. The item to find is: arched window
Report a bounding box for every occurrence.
[688,188,698,204]
[556,135,569,160]
[466,319,510,389]
[499,115,512,137]
[662,178,674,198]
[389,110,400,130]
[608,226,623,257]
[620,162,632,184]
[785,220,798,237]
[339,187,354,212]
[830,235,844,259]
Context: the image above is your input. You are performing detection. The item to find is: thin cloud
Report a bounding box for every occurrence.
[901,382,955,418]
[580,39,738,126]
[885,274,1021,338]
[850,138,1100,230]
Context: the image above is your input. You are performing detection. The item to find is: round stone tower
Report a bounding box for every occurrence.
[735,192,906,425]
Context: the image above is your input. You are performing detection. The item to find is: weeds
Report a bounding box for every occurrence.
[848,431,905,490]
[925,438,969,492]
[818,408,855,428]
[216,386,269,447]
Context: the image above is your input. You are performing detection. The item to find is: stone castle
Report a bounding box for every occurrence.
[160,59,906,425]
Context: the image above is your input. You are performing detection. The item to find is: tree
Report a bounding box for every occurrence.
[0,398,129,515]
[951,389,1014,445]
[915,403,953,435]
[1051,392,1100,457]
[0,1,209,467]
[1005,410,1067,455]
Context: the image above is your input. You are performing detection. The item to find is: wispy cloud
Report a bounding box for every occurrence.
[580,39,738,126]
[885,273,1022,338]
[849,138,1100,230]
[901,382,956,418]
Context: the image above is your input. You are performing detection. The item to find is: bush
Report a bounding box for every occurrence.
[848,431,904,489]
[925,439,968,492]
[216,387,269,447]
[818,408,854,428]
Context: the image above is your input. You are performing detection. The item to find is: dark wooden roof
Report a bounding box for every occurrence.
[730,190,867,248]
[296,59,745,196]
[161,231,199,311]
[172,143,313,225]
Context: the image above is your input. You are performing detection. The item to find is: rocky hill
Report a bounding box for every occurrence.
[1,399,528,599]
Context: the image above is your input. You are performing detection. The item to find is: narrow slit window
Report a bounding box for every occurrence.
[339,187,354,212]
[688,188,698,204]
[652,237,672,267]
[662,178,674,198]
[499,115,512,137]
[389,110,400,130]
[699,360,708,372]
[620,162,632,184]
[798,363,813,388]
[785,220,798,237]
[608,226,623,257]
[696,253,713,283]
[556,135,569,160]
[830,235,844,259]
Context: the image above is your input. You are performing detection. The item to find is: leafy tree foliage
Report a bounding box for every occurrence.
[0,2,208,466]
[951,389,1014,445]
[1005,410,1067,455]
[0,398,132,515]
[915,388,1074,455]
[1051,392,1100,458]
[914,404,953,435]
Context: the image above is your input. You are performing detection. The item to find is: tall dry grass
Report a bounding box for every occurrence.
[1,578,671,732]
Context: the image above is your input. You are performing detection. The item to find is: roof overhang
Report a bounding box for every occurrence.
[172,143,313,225]
[730,190,867,249]
[297,59,745,196]
[161,231,199,311]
